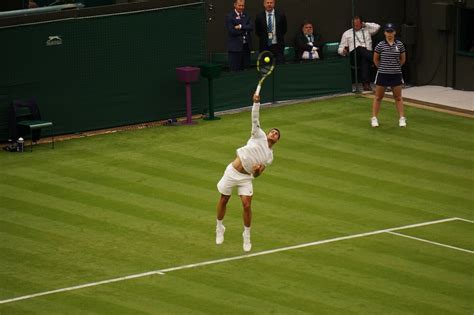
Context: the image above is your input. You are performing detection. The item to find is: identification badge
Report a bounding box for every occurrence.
[268,32,273,40]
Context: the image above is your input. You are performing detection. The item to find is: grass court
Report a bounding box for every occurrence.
[0,95,473,314]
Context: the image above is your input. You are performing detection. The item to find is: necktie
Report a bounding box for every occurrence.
[267,13,273,46]
[267,13,273,32]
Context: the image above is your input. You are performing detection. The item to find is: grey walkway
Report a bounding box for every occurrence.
[388,85,474,114]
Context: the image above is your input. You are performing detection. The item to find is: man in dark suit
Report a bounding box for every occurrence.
[226,0,253,72]
[294,21,321,61]
[255,0,287,64]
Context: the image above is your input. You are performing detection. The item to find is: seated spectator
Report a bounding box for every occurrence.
[295,21,321,61]
[338,16,380,91]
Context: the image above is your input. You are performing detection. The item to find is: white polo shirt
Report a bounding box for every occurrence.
[337,22,380,55]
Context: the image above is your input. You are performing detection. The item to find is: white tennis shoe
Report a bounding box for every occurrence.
[371,117,379,128]
[243,232,252,252]
[399,117,407,127]
[216,225,225,245]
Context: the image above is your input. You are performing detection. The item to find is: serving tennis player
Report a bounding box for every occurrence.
[215,93,280,252]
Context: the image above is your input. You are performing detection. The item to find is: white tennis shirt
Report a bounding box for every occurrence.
[236,102,273,175]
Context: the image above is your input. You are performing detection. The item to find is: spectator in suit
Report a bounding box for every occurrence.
[295,21,321,61]
[226,0,253,71]
[255,0,287,64]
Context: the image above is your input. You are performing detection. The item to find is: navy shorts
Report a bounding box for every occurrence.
[374,73,404,87]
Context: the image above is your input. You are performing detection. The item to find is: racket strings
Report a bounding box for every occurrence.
[259,66,272,75]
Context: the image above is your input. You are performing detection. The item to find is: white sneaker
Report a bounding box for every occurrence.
[216,225,225,245]
[371,117,379,127]
[399,117,407,127]
[242,232,252,252]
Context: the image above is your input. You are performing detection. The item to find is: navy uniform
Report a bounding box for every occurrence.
[374,39,406,87]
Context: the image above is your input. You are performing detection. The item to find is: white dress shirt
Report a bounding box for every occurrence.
[337,22,380,55]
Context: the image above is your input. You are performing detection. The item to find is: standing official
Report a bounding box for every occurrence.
[255,0,287,64]
[371,23,407,128]
[226,0,253,71]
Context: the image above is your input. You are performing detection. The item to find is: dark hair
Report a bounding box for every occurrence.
[353,15,363,22]
[271,128,281,139]
[301,20,313,28]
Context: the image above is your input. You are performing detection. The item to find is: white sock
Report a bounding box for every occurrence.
[216,219,224,227]
[244,226,251,236]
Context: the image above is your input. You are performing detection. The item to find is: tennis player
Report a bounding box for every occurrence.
[215,93,280,252]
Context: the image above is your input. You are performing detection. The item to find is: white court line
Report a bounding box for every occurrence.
[454,217,474,224]
[0,217,460,305]
[388,231,474,254]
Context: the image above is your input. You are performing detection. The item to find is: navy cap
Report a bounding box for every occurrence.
[384,23,396,32]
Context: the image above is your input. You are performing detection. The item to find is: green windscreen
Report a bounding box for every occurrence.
[0,3,206,140]
[0,2,352,142]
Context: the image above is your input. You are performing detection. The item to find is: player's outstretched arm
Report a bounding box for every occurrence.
[251,94,261,136]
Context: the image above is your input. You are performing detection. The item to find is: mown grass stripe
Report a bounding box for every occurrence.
[7,167,215,219]
[0,188,216,266]
[259,172,456,222]
[284,138,473,184]
[275,154,472,204]
[0,177,210,230]
[294,124,473,166]
[0,196,164,238]
[175,270,356,314]
[280,247,472,296]
[252,256,459,314]
[276,154,472,202]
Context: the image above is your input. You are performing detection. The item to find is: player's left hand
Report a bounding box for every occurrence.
[253,164,264,177]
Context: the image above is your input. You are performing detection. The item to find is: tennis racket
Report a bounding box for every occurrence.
[255,51,275,96]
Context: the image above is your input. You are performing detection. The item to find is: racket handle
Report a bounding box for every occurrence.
[255,85,261,96]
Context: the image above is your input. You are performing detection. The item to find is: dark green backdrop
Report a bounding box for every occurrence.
[211,59,352,112]
[0,2,351,142]
[0,3,207,141]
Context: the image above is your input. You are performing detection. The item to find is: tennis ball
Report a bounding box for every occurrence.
[264,57,270,63]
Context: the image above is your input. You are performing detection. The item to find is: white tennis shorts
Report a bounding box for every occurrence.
[217,163,254,196]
